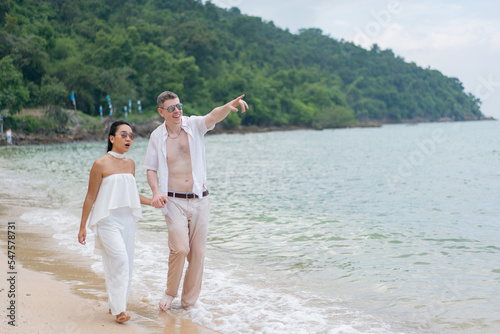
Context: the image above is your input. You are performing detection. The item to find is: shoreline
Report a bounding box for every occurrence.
[0,248,148,333]
[0,116,496,146]
[0,179,217,333]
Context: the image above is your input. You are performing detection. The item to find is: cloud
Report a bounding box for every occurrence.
[395,19,499,51]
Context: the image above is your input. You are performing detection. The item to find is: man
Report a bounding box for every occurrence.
[143,91,248,311]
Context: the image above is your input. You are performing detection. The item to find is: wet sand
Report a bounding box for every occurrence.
[0,184,217,333]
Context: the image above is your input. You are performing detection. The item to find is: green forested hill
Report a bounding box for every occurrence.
[0,0,483,130]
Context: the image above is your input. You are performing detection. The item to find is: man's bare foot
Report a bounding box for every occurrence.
[159,294,174,312]
[116,311,130,323]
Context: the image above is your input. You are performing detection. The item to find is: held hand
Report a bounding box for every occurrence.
[152,193,168,208]
[229,94,248,113]
[78,228,86,245]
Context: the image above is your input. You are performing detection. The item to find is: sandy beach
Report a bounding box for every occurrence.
[0,185,217,334]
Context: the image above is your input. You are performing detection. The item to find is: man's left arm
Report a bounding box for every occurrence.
[205,94,248,130]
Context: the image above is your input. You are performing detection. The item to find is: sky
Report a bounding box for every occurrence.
[208,0,500,119]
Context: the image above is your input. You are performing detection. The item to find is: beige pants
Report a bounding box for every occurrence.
[164,196,210,308]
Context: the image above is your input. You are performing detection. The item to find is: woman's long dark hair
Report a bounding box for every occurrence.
[107,120,131,152]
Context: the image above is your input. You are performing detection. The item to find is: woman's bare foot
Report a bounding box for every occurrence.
[116,312,131,323]
[159,294,174,312]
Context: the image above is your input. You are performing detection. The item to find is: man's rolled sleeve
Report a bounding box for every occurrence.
[143,132,159,171]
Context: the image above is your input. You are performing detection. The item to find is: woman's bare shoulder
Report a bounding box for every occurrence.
[92,154,111,169]
[125,156,135,165]
[95,154,110,163]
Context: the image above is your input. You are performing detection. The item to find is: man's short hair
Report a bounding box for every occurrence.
[157,91,178,107]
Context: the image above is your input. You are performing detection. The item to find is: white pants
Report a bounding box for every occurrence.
[96,208,135,315]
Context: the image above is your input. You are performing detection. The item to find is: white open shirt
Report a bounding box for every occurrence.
[143,116,214,215]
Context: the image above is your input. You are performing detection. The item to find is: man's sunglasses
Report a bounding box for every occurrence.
[160,103,183,113]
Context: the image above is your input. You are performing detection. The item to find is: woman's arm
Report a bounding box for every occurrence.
[139,194,152,206]
[78,161,103,245]
[132,159,153,206]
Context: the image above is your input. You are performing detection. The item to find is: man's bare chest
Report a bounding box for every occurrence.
[166,133,191,161]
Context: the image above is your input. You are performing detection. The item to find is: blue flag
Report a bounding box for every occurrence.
[71,92,76,106]
[106,95,113,116]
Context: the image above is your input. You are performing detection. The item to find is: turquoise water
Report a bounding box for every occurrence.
[1,121,499,333]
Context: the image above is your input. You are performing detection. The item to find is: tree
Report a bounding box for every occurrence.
[39,75,68,111]
[313,105,357,128]
[0,56,29,113]
[0,0,484,127]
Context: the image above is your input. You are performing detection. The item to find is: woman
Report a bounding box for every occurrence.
[78,121,151,323]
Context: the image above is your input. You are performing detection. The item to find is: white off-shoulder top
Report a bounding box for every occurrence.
[87,173,142,252]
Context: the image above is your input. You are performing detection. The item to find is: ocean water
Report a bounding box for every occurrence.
[1,121,499,333]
